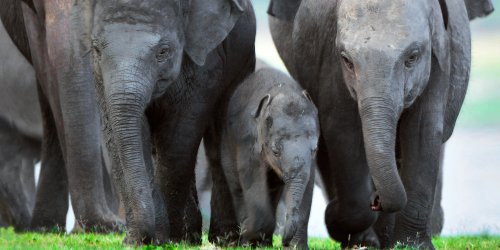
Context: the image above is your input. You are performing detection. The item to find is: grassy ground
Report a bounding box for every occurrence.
[1,228,499,250]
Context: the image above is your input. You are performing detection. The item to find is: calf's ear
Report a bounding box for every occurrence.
[464,0,494,20]
[267,0,302,21]
[253,94,272,118]
[183,0,247,66]
[430,0,450,72]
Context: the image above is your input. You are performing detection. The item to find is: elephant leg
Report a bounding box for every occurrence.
[238,162,275,247]
[320,107,379,248]
[430,145,445,236]
[268,170,284,238]
[393,66,448,249]
[181,178,203,244]
[102,156,120,216]
[21,4,122,232]
[0,119,39,231]
[30,86,68,232]
[153,101,208,244]
[209,136,242,246]
[373,212,396,249]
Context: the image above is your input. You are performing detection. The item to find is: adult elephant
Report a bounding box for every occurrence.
[0,1,122,232]
[269,0,492,248]
[66,0,256,245]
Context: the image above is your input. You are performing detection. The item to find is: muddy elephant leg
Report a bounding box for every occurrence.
[393,67,447,249]
[320,105,379,248]
[204,130,239,245]
[30,86,68,232]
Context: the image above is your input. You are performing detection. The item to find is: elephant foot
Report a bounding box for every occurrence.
[392,234,434,250]
[334,227,380,249]
[208,230,240,247]
[122,234,156,246]
[239,236,273,248]
[30,220,66,233]
[76,212,125,233]
[167,232,202,246]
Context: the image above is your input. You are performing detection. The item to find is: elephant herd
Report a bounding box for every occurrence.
[0,0,494,249]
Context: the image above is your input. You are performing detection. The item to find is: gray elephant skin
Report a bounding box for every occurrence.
[63,0,257,245]
[269,0,493,248]
[0,20,39,230]
[220,67,318,248]
[0,17,122,231]
[0,0,124,232]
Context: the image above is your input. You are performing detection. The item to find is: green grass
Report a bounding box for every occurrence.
[1,228,499,250]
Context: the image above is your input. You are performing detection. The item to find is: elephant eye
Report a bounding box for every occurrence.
[156,45,171,62]
[341,52,354,72]
[405,50,420,68]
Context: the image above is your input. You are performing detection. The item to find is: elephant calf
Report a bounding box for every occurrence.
[220,67,319,248]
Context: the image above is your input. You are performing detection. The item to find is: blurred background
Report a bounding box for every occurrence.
[61,1,499,237]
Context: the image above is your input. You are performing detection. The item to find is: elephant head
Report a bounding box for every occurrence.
[88,0,247,241]
[254,90,319,245]
[335,0,449,212]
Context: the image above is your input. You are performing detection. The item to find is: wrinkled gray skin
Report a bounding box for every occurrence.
[221,68,318,249]
[269,0,492,248]
[0,11,121,232]
[68,0,256,245]
[0,0,124,232]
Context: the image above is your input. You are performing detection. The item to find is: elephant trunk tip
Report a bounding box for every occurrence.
[375,189,407,213]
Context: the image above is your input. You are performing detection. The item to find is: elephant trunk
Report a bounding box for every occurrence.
[104,69,156,240]
[359,96,407,213]
[282,158,311,245]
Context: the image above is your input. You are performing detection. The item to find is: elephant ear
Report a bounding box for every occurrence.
[464,0,494,20]
[184,0,246,66]
[253,94,272,118]
[430,0,450,72]
[267,0,302,21]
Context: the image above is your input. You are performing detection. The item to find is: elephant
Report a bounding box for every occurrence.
[0,19,40,230]
[62,0,256,245]
[220,67,319,248]
[0,0,123,232]
[268,0,492,248]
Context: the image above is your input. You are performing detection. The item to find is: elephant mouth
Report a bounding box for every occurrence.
[370,195,382,211]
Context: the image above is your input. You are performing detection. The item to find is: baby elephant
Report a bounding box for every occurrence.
[220,67,319,248]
